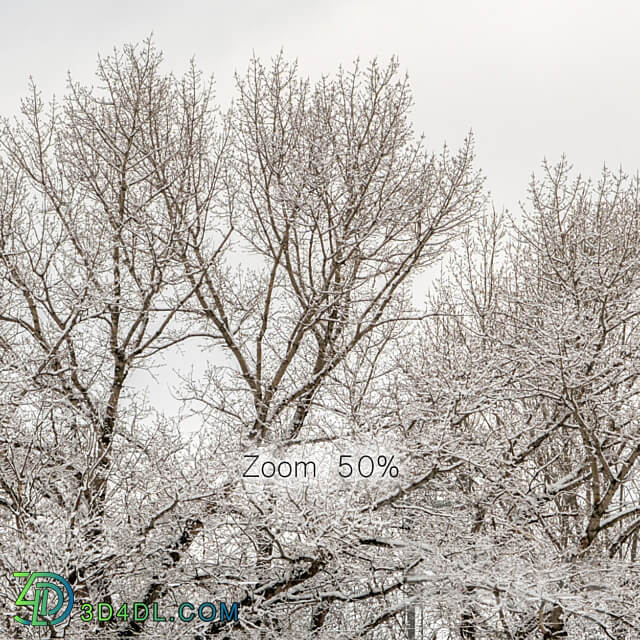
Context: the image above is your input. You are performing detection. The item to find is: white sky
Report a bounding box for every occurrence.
[2,0,639,417]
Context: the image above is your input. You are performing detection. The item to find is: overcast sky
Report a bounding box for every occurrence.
[2,0,638,416]
[2,0,639,214]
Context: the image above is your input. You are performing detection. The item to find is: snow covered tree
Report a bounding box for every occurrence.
[171,52,485,638]
[396,160,640,638]
[0,41,484,639]
[0,39,228,638]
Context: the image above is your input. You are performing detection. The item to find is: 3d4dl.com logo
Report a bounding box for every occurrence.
[13,572,74,626]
